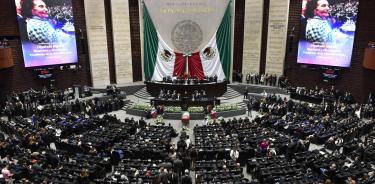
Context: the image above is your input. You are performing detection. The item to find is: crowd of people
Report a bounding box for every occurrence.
[292,85,355,104]
[160,74,219,84]
[157,89,208,101]
[233,71,289,88]
[0,81,374,183]
[1,88,125,120]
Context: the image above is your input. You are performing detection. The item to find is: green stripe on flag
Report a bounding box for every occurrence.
[216,4,231,80]
[143,6,159,80]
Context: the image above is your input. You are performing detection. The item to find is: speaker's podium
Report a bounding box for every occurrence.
[363,47,375,70]
[0,47,14,69]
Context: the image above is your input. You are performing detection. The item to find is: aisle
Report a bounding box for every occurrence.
[107,108,256,183]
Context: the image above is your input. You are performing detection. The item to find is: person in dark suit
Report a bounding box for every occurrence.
[244,87,248,99]
[213,75,218,83]
[189,146,198,170]
[173,158,184,178]
[247,101,252,117]
[168,170,178,184]
[181,169,192,184]
[158,168,169,184]
[138,117,146,128]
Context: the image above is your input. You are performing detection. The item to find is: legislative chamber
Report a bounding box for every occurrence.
[0,0,375,183]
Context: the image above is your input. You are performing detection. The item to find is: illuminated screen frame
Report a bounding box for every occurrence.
[297,0,359,68]
[15,0,78,68]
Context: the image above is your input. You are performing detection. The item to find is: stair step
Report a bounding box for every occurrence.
[133,87,152,99]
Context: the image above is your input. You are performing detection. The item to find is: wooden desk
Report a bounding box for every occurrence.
[151,97,220,109]
[0,47,14,69]
[363,48,375,70]
[145,81,227,98]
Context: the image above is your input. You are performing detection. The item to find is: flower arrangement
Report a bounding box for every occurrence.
[188,106,204,113]
[165,106,182,112]
[131,103,152,111]
[214,104,239,112]
[155,115,164,124]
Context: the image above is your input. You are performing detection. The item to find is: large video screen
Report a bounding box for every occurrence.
[297,0,359,67]
[15,0,77,68]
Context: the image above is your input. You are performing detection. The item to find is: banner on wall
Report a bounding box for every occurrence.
[15,0,78,68]
[297,0,359,67]
[143,2,231,81]
[143,0,229,52]
[265,0,290,75]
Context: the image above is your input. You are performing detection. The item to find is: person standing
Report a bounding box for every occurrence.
[189,146,198,170]
[259,139,270,157]
[247,101,252,117]
[230,147,239,162]
[244,87,248,99]
[173,157,184,179]
[260,74,265,85]
[246,74,250,84]
[181,169,192,184]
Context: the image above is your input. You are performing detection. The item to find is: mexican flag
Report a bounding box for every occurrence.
[190,4,231,81]
[144,4,231,81]
[143,6,184,81]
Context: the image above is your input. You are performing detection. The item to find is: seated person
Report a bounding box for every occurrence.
[259,139,270,156]
[106,85,118,96]
[183,91,189,98]
[204,75,209,82]
[193,90,200,100]
[166,76,172,83]
[165,90,171,99]
[213,75,218,82]
[177,76,183,84]
[187,77,193,85]
[172,73,178,83]
[201,90,207,99]
[158,89,165,99]
[171,90,177,100]
[193,75,199,84]
[83,86,92,96]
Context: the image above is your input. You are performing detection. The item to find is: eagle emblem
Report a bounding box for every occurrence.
[201,47,216,60]
[160,49,174,62]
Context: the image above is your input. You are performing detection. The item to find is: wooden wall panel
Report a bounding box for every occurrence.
[0,1,18,36]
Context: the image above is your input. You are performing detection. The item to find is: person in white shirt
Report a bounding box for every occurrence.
[332,137,343,155]
[203,117,209,126]
[230,148,239,161]
[185,136,191,149]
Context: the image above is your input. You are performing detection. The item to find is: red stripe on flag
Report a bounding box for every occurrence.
[173,52,185,77]
[188,52,205,79]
